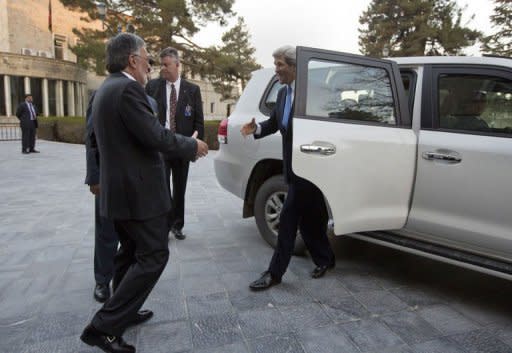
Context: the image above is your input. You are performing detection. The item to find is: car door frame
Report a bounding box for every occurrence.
[291,46,416,236]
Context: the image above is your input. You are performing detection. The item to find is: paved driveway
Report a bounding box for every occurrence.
[1,140,511,353]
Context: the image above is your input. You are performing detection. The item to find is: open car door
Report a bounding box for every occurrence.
[292,47,417,235]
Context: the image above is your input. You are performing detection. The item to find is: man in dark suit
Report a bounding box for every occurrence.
[80,33,208,353]
[241,46,335,291]
[146,47,205,240]
[85,90,160,304]
[15,94,39,154]
[85,92,119,303]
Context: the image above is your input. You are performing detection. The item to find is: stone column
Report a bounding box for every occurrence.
[4,75,11,117]
[42,78,49,117]
[67,81,75,116]
[76,82,83,117]
[56,80,64,116]
[24,77,30,95]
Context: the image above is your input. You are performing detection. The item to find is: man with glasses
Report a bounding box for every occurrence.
[80,33,208,353]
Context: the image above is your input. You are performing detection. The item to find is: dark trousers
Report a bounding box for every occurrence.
[21,125,36,152]
[94,196,119,285]
[164,158,190,231]
[91,213,169,336]
[268,177,334,279]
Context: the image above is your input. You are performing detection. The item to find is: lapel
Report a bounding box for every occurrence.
[177,79,188,118]
[158,79,167,125]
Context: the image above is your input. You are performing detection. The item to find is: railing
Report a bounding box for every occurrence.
[0,123,21,141]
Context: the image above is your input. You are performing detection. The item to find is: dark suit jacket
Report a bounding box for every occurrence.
[85,92,99,186]
[90,72,197,220]
[85,92,159,186]
[145,78,204,141]
[15,101,38,129]
[255,85,295,183]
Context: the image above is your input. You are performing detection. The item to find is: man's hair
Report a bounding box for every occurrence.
[106,33,145,73]
[272,45,296,66]
[159,47,179,62]
[24,94,32,98]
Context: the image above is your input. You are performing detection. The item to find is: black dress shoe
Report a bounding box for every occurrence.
[129,309,153,326]
[311,263,335,279]
[22,151,29,154]
[94,283,110,303]
[249,271,281,291]
[29,149,40,153]
[80,324,135,353]
[173,228,186,240]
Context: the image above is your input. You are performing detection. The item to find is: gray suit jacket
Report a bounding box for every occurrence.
[90,72,197,220]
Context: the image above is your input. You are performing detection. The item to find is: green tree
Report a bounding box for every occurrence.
[59,0,255,88]
[205,17,261,100]
[359,0,481,57]
[482,0,512,56]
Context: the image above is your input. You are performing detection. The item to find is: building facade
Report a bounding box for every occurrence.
[0,0,234,120]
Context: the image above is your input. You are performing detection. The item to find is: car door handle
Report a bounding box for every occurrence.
[300,144,336,155]
[422,151,462,163]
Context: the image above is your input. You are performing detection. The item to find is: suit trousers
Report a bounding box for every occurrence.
[91,213,169,336]
[94,196,119,286]
[164,158,190,231]
[268,177,334,280]
[21,125,36,151]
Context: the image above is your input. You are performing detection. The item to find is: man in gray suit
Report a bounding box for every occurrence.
[80,33,208,353]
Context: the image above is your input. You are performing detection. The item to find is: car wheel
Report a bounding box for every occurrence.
[254,175,306,255]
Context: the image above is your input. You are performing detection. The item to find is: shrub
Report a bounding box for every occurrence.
[38,116,221,150]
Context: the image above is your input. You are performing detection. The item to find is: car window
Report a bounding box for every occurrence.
[263,80,284,112]
[305,60,397,125]
[439,74,512,135]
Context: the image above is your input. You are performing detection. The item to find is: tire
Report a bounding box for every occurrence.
[254,175,306,255]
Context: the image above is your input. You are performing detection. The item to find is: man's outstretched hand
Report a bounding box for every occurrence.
[240,118,257,137]
[192,130,208,160]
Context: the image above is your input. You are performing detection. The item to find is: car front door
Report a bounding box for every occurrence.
[292,47,417,235]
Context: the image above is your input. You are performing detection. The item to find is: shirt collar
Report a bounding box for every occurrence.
[166,76,181,87]
[121,71,136,81]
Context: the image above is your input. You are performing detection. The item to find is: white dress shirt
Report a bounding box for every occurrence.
[165,77,181,130]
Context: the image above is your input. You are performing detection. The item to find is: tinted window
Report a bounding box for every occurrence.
[306,60,396,125]
[439,74,512,134]
[264,80,284,112]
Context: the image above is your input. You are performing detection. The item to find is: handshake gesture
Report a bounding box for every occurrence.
[192,131,208,160]
[240,117,257,137]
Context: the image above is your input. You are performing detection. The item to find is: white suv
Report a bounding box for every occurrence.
[214,47,512,280]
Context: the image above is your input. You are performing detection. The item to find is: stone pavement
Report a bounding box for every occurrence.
[1,140,512,353]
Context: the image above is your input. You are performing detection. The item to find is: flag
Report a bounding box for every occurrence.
[48,0,52,32]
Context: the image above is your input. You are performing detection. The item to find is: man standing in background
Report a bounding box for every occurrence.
[146,47,205,240]
[16,94,39,154]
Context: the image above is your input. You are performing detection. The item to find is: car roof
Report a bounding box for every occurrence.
[391,56,512,67]
[254,56,512,74]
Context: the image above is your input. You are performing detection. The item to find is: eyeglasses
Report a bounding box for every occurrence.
[132,54,155,66]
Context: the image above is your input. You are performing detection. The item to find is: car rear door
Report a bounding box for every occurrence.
[292,47,417,235]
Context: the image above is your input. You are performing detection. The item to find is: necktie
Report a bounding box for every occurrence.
[169,83,177,132]
[28,103,36,120]
[282,85,292,129]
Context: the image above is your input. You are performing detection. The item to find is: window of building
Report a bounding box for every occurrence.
[226,104,231,117]
[30,78,43,112]
[54,34,66,60]
[0,76,5,115]
[210,102,215,114]
[438,74,512,135]
[63,81,70,116]
[48,79,57,116]
[9,76,24,113]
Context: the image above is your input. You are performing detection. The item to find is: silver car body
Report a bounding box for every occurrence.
[214,50,512,280]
